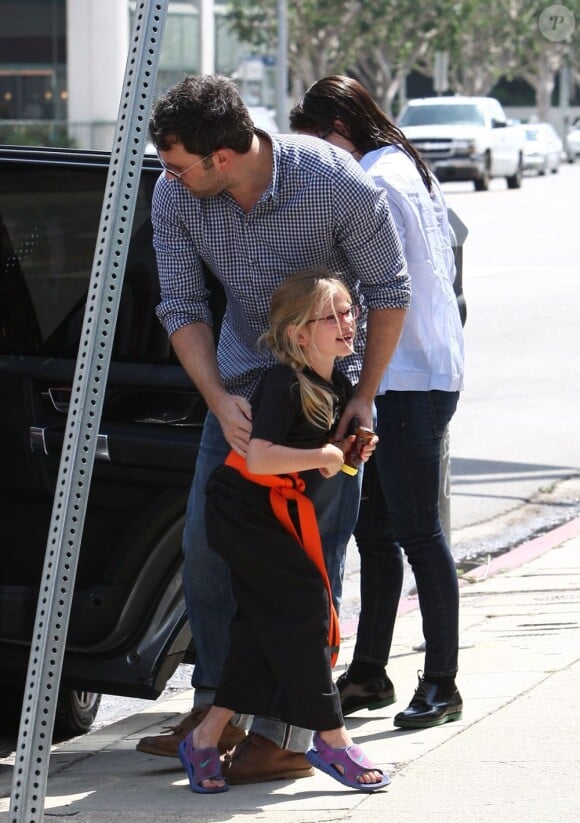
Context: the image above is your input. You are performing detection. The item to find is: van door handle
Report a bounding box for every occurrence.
[47,387,72,413]
[29,427,111,462]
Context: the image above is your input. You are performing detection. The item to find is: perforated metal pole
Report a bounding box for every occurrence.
[8,3,168,820]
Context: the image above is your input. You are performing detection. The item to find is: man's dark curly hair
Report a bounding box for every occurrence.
[149,74,254,155]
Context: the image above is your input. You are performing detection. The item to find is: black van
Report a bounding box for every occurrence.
[0,145,466,737]
[0,146,226,735]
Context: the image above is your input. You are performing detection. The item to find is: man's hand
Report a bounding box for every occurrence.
[359,433,379,463]
[334,305,406,443]
[170,324,253,455]
[333,396,374,442]
[216,394,253,455]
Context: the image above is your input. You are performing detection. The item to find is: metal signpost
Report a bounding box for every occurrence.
[8,2,168,819]
[199,0,216,75]
[276,0,288,130]
[434,50,449,96]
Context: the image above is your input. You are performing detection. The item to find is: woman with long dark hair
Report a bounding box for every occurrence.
[290,77,465,730]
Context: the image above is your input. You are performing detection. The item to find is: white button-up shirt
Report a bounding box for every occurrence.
[360,145,464,393]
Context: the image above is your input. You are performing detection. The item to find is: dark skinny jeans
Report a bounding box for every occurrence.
[353,390,460,678]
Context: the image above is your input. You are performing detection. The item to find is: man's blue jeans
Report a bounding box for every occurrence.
[354,390,460,678]
[181,411,362,749]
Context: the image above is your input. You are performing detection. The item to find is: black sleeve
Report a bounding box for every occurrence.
[250,364,301,445]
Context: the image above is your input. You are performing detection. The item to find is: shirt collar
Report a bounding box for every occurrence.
[360,144,399,172]
[255,128,280,203]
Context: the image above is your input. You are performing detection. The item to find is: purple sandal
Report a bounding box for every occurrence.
[307,732,391,792]
[178,733,229,794]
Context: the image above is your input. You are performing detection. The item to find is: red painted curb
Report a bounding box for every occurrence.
[339,515,580,635]
[457,514,580,583]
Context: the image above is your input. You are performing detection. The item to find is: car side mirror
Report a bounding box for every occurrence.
[492,119,507,129]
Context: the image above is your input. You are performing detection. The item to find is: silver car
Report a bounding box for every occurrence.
[565,122,580,163]
[521,123,563,175]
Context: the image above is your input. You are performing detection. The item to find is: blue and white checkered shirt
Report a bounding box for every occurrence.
[153,132,410,398]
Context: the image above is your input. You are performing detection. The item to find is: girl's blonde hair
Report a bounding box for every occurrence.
[260,269,355,429]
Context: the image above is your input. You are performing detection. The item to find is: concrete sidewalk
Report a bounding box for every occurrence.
[2,517,579,822]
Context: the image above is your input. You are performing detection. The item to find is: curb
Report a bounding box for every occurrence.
[340,514,580,632]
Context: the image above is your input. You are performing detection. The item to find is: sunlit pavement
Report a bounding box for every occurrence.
[2,516,579,822]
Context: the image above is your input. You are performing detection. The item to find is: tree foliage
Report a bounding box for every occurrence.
[224,0,580,115]
[226,0,362,96]
[503,0,579,120]
[349,0,465,113]
[447,1,579,119]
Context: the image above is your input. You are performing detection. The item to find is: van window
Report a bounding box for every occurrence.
[0,163,170,363]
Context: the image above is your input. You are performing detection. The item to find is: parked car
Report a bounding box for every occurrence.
[397,96,524,191]
[0,145,466,737]
[521,123,563,175]
[565,120,580,162]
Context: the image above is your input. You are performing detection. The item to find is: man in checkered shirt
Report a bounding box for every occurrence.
[136,74,410,784]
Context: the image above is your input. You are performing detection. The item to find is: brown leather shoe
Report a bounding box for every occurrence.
[223,732,314,784]
[136,707,246,757]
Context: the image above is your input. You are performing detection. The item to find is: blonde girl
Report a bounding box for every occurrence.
[177,269,388,795]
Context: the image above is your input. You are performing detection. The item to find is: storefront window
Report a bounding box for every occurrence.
[0,0,66,120]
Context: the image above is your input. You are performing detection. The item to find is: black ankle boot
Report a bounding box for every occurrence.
[394,672,462,729]
[336,664,396,716]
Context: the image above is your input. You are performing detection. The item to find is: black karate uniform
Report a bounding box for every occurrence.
[205,363,352,731]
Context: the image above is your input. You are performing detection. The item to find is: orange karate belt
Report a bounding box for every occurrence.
[224,449,340,667]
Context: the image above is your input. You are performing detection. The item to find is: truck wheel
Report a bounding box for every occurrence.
[0,684,101,738]
[506,157,523,189]
[54,689,102,737]
[473,153,491,191]
[473,172,489,191]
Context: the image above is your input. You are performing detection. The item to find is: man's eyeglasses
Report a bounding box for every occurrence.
[307,305,360,325]
[157,152,213,180]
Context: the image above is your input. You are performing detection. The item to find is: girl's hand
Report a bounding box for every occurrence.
[338,433,357,466]
[319,443,347,478]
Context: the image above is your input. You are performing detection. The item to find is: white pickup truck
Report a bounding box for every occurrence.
[398,96,524,191]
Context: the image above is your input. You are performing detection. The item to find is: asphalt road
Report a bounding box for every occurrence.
[444,163,580,539]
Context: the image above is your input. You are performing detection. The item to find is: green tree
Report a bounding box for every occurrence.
[350,0,472,114]
[444,1,579,117]
[444,0,520,95]
[225,0,469,112]
[225,0,579,118]
[226,0,363,97]
[508,0,579,120]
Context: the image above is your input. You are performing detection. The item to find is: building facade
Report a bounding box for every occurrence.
[0,0,268,149]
